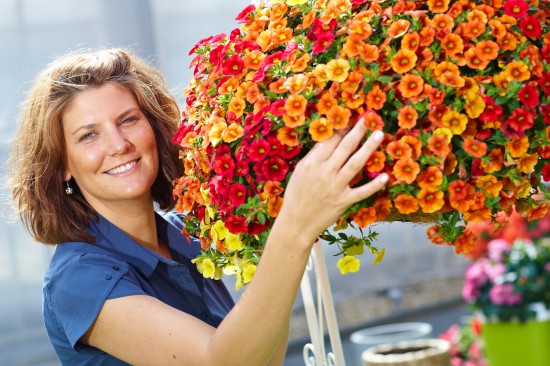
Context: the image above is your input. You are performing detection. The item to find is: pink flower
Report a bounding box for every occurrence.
[235,4,255,24]
[545,262,550,272]
[489,283,522,305]
[467,341,483,360]
[462,282,480,302]
[488,239,511,262]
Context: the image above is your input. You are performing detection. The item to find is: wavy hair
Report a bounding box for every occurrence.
[8,48,183,244]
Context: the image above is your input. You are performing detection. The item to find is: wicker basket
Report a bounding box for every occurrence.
[362,338,451,366]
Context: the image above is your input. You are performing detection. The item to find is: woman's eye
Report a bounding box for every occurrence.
[121,116,138,125]
[79,131,96,142]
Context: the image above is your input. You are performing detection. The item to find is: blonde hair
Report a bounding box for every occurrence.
[8,48,183,244]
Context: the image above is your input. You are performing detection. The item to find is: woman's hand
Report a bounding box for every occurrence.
[277,118,388,245]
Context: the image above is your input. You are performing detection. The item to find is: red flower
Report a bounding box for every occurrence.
[267,135,282,156]
[225,215,248,234]
[228,183,247,207]
[542,104,550,125]
[543,164,550,182]
[503,0,529,18]
[189,33,226,55]
[269,100,287,117]
[478,96,503,122]
[249,139,270,161]
[235,161,250,176]
[540,72,550,95]
[279,145,301,159]
[518,85,539,107]
[312,18,337,37]
[234,40,260,54]
[213,155,235,176]
[313,33,335,54]
[235,4,256,24]
[249,218,270,235]
[506,108,534,133]
[542,44,550,64]
[262,156,289,182]
[222,55,245,76]
[518,16,542,38]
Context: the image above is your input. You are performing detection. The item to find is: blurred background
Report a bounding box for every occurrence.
[0,1,469,365]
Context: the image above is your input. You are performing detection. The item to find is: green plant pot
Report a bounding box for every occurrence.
[483,319,550,366]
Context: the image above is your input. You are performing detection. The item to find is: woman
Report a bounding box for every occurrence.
[9,48,388,365]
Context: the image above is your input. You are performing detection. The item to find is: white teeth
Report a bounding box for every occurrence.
[107,160,137,175]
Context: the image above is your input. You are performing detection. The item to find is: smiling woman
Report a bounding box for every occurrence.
[7,48,388,365]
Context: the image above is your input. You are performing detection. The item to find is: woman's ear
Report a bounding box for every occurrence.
[64,170,72,182]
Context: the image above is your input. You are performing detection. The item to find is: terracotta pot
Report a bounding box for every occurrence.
[362,338,451,366]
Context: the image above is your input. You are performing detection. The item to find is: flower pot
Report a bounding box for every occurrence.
[362,338,450,366]
[482,318,550,366]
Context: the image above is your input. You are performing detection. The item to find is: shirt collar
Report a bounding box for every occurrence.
[88,212,192,278]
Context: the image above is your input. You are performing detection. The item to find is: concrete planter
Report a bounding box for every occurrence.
[362,338,451,366]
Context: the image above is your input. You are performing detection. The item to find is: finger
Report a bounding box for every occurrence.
[337,129,384,184]
[328,118,371,169]
[346,172,389,205]
[307,127,350,161]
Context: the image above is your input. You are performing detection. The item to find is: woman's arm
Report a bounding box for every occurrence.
[82,119,387,365]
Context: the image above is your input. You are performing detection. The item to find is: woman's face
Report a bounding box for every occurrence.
[62,83,159,212]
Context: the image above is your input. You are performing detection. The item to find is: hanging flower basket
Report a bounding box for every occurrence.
[173,0,550,284]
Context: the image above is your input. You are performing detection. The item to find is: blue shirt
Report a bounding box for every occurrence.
[43,212,234,365]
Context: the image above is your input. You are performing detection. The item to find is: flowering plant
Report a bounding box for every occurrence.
[440,316,486,366]
[173,0,550,284]
[462,231,550,322]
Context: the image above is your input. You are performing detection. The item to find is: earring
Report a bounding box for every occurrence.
[65,181,73,195]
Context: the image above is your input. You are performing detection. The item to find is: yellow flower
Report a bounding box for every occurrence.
[211,220,228,242]
[225,233,244,251]
[464,92,485,119]
[208,120,227,147]
[433,128,453,143]
[337,255,361,275]
[325,59,350,83]
[202,258,216,279]
[286,0,308,5]
[223,265,239,275]
[242,263,257,284]
[372,248,386,266]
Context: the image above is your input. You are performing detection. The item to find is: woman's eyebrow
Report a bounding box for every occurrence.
[71,108,139,135]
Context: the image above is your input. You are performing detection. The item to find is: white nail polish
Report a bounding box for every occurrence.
[372,130,384,141]
[380,173,389,183]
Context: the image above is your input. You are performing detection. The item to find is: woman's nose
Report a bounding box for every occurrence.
[107,128,131,155]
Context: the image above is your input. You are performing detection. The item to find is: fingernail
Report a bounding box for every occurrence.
[380,173,389,183]
[372,130,384,141]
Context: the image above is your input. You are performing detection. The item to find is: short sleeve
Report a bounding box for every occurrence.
[44,253,143,349]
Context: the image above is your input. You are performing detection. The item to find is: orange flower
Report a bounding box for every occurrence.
[432,14,455,32]
[283,114,306,128]
[462,138,488,158]
[475,40,499,60]
[341,90,365,110]
[374,198,392,220]
[475,175,503,197]
[480,148,504,173]
[492,72,510,90]
[284,74,309,95]
[390,49,417,74]
[257,29,273,52]
[285,94,308,117]
[309,117,334,141]
[394,194,419,214]
[316,92,338,114]
[441,110,468,135]
[263,181,284,198]
[527,204,549,221]
[271,27,293,46]
[386,141,413,160]
[393,158,420,184]
[327,105,351,129]
[244,50,266,70]
[401,135,422,159]
[387,19,410,38]
[504,61,530,82]
[440,33,464,56]
[397,105,418,129]
[176,191,195,213]
[277,126,299,146]
[426,225,451,245]
[419,26,436,46]
[218,78,239,95]
[506,135,530,158]
[363,110,384,131]
[325,59,350,82]
[462,21,486,38]
[366,151,386,173]
[291,53,311,72]
[464,93,485,119]
[417,188,445,213]
[245,83,260,104]
[454,230,476,254]
[341,71,363,93]
[464,207,492,223]
[517,153,538,174]
[353,207,377,227]
[464,48,490,70]
[222,123,244,143]
[269,78,287,94]
[440,72,466,88]
[366,85,387,110]
[228,96,246,118]
[267,196,284,218]
[402,32,420,52]
[348,20,373,40]
[434,62,465,87]
[398,74,424,98]
[427,0,450,13]
[498,32,518,52]
[425,84,445,105]
[428,133,451,157]
[417,166,443,189]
